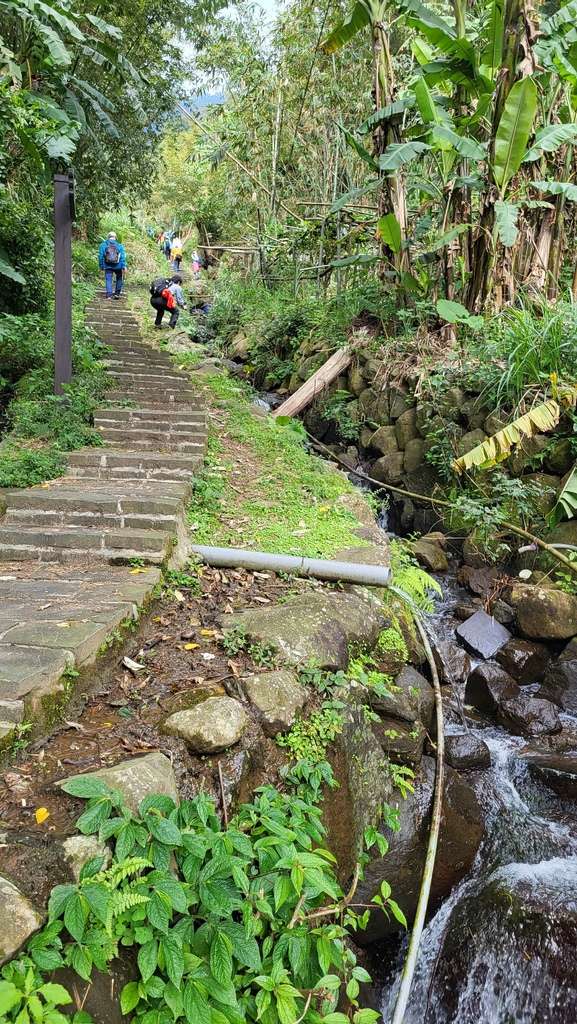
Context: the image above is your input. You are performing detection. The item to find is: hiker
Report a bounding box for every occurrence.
[192,250,201,279]
[99,232,126,299]
[163,233,172,260]
[171,235,183,272]
[149,274,187,329]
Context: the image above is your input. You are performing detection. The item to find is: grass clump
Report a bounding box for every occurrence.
[187,374,370,558]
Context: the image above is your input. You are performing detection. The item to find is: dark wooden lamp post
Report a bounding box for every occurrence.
[53,168,76,396]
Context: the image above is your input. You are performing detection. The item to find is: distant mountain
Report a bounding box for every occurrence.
[190,93,225,111]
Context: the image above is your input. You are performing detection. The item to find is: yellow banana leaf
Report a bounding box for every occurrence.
[452,398,560,473]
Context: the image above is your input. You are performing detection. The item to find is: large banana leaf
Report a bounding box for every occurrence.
[339,125,378,170]
[420,58,478,87]
[494,199,519,246]
[524,122,577,161]
[453,399,560,473]
[431,124,486,161]
[482,0,504,72]
[548,462,577,529]
[533,179,577,201]
[321,1,370,53]
[377,214,402,252]
[357,97,414,135]
[379,141,430,171]
[493,77,537,193]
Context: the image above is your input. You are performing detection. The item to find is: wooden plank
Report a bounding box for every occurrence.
[273,348,352,419]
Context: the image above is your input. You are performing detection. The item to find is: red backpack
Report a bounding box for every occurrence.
[161,287,177,309]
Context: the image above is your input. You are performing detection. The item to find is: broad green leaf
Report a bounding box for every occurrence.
[437,299,472,324]
[79,857,105,882]
[156,876,187,913]
[524,122,577,161]
[48,884,76,921]
[357,97,414,135]
[339,125,378,170]
[354,1011,381,1024]
[60,776,112,799]
[482,0,504,71]
[163,981,183,1020]
[494,199,519,246]
[70,945,92,982]
[377,214,402,253]
[414,78,446,126]
[0,250,25,286]
[321,2,370,53]
[76,800,112,835]
[140,795,176,816]
[431,125,486,162]
[64,892,88,942]
[183,982,211,1024]
[533,180,577,201]
[494,77,537,192]
[138,939,159,982]
[379,141,430,171]
[547,461,577,528]
[426,223,470,252]
[397,0,456,47]
[273,874,294,912]
[0,982,22,1016]
[37,985,72,1006]
[146,815,182,847]
[218,921,261,970]
[210,932,233,986]
[148,891,171,934]
[30,949,63,972]
[161,935,184,988]
[453,399,560,472]
[120,982,140,1015]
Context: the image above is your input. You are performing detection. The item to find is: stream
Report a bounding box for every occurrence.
[377,578,577,1024]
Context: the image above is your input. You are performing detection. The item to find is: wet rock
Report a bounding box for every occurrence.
[352,524,390,547]
[461,529,494,567]
[372,718,426,765]
[538,636,577,713]
[461,395,490,431]
[426,858,577,1021]
[359,426,375,449]
[454,600,482,620]
[394,408,419,450]
[162,696,247,753]
[369,425,399,456]
[496,638,549,685]
[403,438,425,473]
[59,753,179,815]
[464,663,520,713]
[371,666,434,729]
[490,599,515,625]
[456,608,512,659]
[371,452,405,484]
[354,758,484,943]
[411,535,449,572]
[403,464,439,498]
[497,694,562,737]
[222,589,384,670]
[62,835,111,883]
[445,732,491,770]
[457,564,500,596]
[360,388,390,426]
[518,749,577,798]
[522,473,559,515]
[0,876,45,964]
[511,584,577,640]
[483,411,506,435]
[432,639,471,684]
[544,437,574,476]
[244,670,307,737]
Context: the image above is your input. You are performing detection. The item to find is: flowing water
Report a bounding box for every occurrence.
[379,579,577,1024]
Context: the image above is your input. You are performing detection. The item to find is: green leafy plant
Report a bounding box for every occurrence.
[388,541,442,612]
[0,972,88,1024]
[276,707,343,763]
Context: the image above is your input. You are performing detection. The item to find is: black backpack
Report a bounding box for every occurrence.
[104,239,120,264]
[150,277,168,297]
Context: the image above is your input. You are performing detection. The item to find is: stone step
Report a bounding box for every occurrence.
[67,449,202,482]
[104,390,195,405]
[94,408,206,426]
[4,487,187,531]
[0,526,174,564]
[99,426,205,444]
[104,355,174,367]
[110,371,191,385]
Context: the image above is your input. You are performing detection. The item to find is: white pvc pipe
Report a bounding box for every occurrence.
[191,545,392,586]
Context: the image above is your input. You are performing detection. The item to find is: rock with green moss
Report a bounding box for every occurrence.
[507,435,550,477]
[411,534,449,572]
[395,408,420,450]
[369,425,398,455]
[511,584,577,640]
[0,877,45,964]
[456,428,487,457]
[544,437,574,475]
[371,452,405,484]
[522,473,560,515]
[403,438,425,473]
[347,366,367,396]
[162,696,247,753]
[62,834,112,883]
[244,670,307,736]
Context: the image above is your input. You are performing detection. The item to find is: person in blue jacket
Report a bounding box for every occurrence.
[98,232,126,299]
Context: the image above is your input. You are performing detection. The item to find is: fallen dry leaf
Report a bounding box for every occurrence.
[130,568,149,574]
[201,629,215,637]
[201,653,216,661]
[174,590,185,602]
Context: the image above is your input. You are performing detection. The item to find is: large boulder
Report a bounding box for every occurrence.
[422,859,577,1021]
[464,663,520,713]
[354,757,484,943]
[162,696,247,753]
[496,638,549,685]
[511,584,577,640]
[371,666,434,729]
[522,473,560,515]
[403,438,425,473]
[497,694,562,737]
[62,835,112,883]
[370,425,398,456]
[221,590,384,670]
[456,609,512,659]
[395,408,419,450]
[433,639,471,684]
[544,437,574,475]
[507,435,550,477]
[59,753,179,816]
[538,636,577,712]
[411,535,449,572]
[244,670,307,737]
[372,718,426,765]
[445,732,491,770]
[518,748,577,798]
[371,452,405,484]
[0,877,45,964]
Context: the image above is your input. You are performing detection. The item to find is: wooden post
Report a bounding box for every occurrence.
[54,172,74,396]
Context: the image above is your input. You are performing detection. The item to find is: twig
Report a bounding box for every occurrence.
[292,993,312,1024]
[288,894,307,929]
[217,761,228,829]
[300,862,361,923]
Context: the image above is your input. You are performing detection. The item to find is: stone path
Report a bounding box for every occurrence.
[0,292,207,740]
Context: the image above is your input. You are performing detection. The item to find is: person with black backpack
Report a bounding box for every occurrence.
[98,232,127,299]
[149,274,187,329]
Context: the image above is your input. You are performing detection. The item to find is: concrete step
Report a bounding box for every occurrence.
[110,371,191,385]
[67,449,202,482]
[99,426,205,444]
[104,390,195,405]
[4,486,187,531]
[0,526,174,564]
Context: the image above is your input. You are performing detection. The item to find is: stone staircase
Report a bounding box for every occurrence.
[0,294,207,566]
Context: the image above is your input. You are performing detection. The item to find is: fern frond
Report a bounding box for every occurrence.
[97,856,151,886]
[110,890,150,918]
[390,565,442,613]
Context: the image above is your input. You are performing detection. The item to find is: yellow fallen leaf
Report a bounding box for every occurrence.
[201,629,215,636]
[185,643,199,650]
[130,568,148,574]
[174,590,185,602]
[319,506,330,514]
[41,484,50,489]
[103,722,113,727]
[35,807,50,824]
